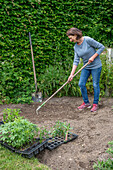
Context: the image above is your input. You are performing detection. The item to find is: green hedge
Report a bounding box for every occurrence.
[0,0,113,103]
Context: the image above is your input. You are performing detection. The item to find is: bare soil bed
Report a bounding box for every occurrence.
[0,96,113,170]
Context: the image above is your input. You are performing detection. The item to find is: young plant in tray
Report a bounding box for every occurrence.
[38,126,50,143]
[51,121,73,140]
[0,118,48,150]
[2,108,23,123]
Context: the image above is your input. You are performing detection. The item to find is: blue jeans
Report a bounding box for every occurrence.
[79,67,102,104]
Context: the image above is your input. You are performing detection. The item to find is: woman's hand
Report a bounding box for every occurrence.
[68,75,73,82]
[88,56,94,63]
[88,53,99,63]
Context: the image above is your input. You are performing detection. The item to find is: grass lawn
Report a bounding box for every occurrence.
[0,144,51,170]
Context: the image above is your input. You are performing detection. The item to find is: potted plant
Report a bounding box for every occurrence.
[51,121,72,139]
[47,121,78,150]
[0,117,49,158]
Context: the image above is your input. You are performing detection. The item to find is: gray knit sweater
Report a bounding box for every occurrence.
[73,36,105,69]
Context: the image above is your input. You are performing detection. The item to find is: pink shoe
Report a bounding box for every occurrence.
[91,104,98,112]
[78,102,91,110]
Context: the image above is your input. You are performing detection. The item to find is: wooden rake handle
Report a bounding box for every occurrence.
[36,62,89,114]
[29,32,37,92]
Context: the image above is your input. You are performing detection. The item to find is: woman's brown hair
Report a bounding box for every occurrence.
[66,27,82,40]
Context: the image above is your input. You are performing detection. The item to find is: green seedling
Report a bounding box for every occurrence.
[50,121,73,140]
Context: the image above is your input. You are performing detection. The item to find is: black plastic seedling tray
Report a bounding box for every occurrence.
[0,122,48,158]
[0,138,48,158]
[47,137,64,150]
[47,132,78,150]
[15,139,48,158]
[64,132,78,143]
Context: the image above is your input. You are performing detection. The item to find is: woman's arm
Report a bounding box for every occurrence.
[86,37,105,63]
[68,64,77,82]
[86,37,105,55]
[68,47,79,81]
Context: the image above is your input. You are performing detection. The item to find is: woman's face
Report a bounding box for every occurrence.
[68,35,77,43]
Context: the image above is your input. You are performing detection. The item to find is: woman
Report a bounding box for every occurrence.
[67,28,105,112]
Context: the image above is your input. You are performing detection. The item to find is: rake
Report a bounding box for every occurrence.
[36,62,89,114]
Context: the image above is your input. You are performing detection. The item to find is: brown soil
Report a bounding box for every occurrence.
[0,96,113,170]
